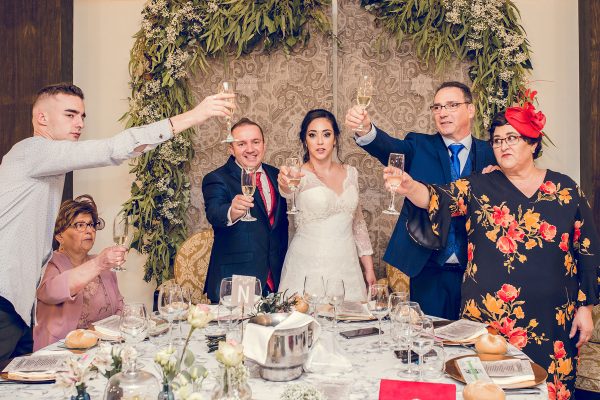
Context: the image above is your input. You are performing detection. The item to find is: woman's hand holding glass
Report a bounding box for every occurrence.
[278,157,304,215]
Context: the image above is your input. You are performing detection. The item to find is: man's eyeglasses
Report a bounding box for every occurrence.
[491,135,522,148]
[429,102,470,114]
[69,220,105,232]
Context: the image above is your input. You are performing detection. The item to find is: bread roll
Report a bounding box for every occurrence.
[65,329,98,349]
[463,380,505,400]
[475,333,508,355]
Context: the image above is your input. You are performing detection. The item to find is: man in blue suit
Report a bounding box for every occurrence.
[345,81,496,319]
[202,118,288,303]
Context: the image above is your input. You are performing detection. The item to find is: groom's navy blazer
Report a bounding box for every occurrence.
[202,156,288,303]
[362,127,496,277]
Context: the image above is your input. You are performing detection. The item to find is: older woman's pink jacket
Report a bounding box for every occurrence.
[33,251,124,350]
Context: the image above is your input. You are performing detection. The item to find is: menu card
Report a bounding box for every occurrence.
[435,319,488,342]
[456,356,535,385]
[3,354,71,373]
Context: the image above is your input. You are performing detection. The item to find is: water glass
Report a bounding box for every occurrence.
[421,339,445,380]
[120,303,148,347]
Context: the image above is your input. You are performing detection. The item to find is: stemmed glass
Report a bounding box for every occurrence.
[158,282,184,345]
[303,275,325,319]
[382,153,405,215]
[325,278,345,331]
[219,278,237,333]
[389,291,409,316]
[220,80,236,143]
[119,303,148,350]
[354,74,374,133]
[285,157,301,215]
[367,284,390,348]
[240,167,257,222]
[413,328,435,381]
[396,302,424,378]
[112,212,132,271]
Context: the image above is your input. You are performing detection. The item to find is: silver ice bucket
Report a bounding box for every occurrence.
[247,313,313,381]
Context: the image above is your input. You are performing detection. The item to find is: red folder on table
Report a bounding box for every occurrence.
[379,379,456,400]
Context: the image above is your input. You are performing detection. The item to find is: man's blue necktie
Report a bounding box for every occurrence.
[449,143,465,177]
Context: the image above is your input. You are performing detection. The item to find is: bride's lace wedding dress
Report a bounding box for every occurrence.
[278,165,373,301]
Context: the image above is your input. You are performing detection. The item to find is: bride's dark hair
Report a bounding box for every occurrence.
[299,109,342,163]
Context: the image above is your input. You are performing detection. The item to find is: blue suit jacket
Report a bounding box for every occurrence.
[201,157,289,302]
[361,128,496,277]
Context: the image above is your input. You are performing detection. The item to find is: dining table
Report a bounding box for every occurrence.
[0,306,548,399]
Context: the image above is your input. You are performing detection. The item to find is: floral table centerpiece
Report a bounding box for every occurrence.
[280,383,327,400]
[55,357,97,400]
[211,340,251,400]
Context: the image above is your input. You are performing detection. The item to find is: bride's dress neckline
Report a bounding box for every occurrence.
[302,164,350,197]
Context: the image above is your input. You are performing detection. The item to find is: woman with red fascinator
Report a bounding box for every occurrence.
[386,94,599,398]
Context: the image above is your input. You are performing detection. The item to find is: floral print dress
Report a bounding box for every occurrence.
[410,169,599,399]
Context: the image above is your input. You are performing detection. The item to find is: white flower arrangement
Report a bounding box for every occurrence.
[280,383,327,400]
[55,357,96,395]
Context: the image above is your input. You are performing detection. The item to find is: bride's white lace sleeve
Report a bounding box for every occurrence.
[351,167,374,256]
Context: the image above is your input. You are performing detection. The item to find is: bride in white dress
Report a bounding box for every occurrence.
[277,109,376,301]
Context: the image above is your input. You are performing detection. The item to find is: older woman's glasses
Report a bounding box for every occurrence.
[69,221,103,232]
[491,135,522,148]
[429,102,470,114]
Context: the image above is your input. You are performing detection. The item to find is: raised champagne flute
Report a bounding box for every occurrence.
[240,166,257,222]
[112,212,131,271]
[355,74,373,133]
[285,157,301,215]
[325,278,345,331]
[382,153,405,215]
[220,80,236,143]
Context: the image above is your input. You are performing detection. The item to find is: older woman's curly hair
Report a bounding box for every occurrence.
[53,194,105,249]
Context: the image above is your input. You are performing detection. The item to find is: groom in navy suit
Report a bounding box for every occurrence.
[345,81,496,320]
[202,118,288,303]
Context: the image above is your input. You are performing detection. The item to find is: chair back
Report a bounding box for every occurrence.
[385,263,410,294]
[174,229,214,304]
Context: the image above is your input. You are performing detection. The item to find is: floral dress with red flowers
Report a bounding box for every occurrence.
[408,169,600,399]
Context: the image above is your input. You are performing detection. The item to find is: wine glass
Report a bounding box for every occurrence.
[354,74,374,133]
[158,282,184,345]
[119,303,148,350]
[240,167,257,222]
[389,291,409,317]
[396,307,421,378]
[112,212,132,271]
[367,283,390,348]
[325,278,345,331]
[219,278,237,332]
[382,153,405,215]
[303,275,325,319]
[285,157,301,215]
[413,331,435,381]
[220,80,236,143]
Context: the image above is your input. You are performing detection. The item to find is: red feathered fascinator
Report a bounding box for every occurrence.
[505,92,546,139]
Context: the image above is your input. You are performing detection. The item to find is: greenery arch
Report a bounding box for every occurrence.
[123,0,531,284]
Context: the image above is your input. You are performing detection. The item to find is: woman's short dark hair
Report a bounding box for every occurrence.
[53,194,104,249]
[489,112,543,159]
[299,109,341,163]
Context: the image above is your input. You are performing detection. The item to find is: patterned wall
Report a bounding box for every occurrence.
[187,0,470,278]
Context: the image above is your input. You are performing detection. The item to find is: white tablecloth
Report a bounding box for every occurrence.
[0,312,548,399]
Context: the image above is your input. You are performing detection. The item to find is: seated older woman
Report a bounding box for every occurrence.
[385,98,599,397]
[33,195,127,350]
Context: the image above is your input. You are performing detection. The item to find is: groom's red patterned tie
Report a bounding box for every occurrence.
[256,171,276,291]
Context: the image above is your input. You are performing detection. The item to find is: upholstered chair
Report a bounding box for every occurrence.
[173,229,214,304]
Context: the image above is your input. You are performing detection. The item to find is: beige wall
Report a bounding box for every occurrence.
[73,0,580,304]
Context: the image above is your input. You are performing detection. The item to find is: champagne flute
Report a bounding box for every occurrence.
[112,212,132,271]
[285,157,301,215]
[220,80,236,143]
[367,283,390,348]
[325,278,345,331]
[355,74,373,132]
[303,275,325,319]
[240,167,257,222]
[382,153,405,215]
[158,282,184,345]
[119,303,148,350]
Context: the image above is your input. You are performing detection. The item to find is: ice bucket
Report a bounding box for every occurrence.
[247,313,313,381]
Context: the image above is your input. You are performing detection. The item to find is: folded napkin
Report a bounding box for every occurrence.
[304,331,352,373]
[243,311,320,365]
[91,315,122,340]
[379,379,456,400]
